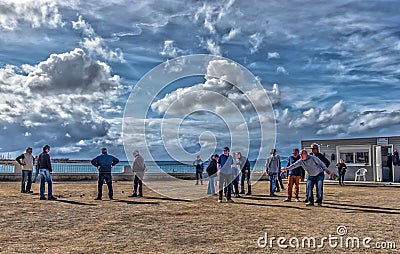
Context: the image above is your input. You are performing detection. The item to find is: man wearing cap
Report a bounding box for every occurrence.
[37,145,57,200]
[283,149,331,206]
[266,148,280,197]
[15,147,35,194]
[91,148,120,200]
[217,147,234,203]
[129,150,147,197]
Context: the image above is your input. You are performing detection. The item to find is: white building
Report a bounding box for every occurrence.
[301,136,400,183]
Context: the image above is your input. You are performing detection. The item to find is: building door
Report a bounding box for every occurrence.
[374,146,382,182]
[382,145,394,182]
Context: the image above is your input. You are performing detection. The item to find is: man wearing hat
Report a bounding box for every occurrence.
[266,148,281,197]
[129,150,147,197]
[91,148,120,200]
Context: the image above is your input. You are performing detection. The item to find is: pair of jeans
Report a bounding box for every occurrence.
[32,168,39,183]
[306,172,324,204]
[232,175,240,195]
[196,170,203,184]
[98,173,113,199]
[218,172,232,200]
[240,171,251,194]
[207,177,216,194]
[39,168,53,198]
[268,173,277,196]
[287,175,300,199]
[21,170,32,193]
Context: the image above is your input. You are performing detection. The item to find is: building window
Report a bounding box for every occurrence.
[337,145,370,166]
[355,152,369,164]
[340,153,354,163]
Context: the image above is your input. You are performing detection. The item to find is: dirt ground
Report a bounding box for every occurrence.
[0,179,399,253]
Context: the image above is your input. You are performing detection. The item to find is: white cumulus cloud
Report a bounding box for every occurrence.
[0,48,123,154]
[0,0,64,31]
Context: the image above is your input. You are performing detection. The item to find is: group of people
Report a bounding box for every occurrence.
[17,143,348,206]
[16,145,147,201]
[195,147,251,203]
[193,143,347,206]
[267,143,348,206]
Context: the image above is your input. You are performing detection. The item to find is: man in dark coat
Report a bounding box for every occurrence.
[91,148,119,200]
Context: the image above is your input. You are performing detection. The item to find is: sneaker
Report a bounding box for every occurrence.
[94,197,102,200]
[227,199,234,203]
[128,193,137,197]
[48,196,58,200]
[303,198,309,203]
[234,194,242,198]
[295,198,300,202]
[317,203,322,207]
[218,199,222,203]
[40,196,47,200]
[26,191,33,194]
[305,202,314,207]
[283,198,291,202]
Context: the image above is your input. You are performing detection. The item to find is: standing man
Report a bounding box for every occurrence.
[236,152,252,195]
[303,143,331,202]
[15,147,35,193]
[217,147,234,203]
[129,150,147,197]
[91,148,119,200]
[283,149,331,206]
[37,145,57,200]
[266,149,280,197]
[283,148,303,202]
[193,155,204,185]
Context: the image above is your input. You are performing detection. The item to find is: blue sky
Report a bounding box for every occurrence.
[1,0,400,161]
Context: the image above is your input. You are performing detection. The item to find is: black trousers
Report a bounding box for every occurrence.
[133,175,143,195]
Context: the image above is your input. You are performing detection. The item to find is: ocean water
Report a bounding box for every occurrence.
[52,159,288,174]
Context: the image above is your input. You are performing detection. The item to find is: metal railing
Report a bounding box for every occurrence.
[0,163,14,173]
[52,163,124,173]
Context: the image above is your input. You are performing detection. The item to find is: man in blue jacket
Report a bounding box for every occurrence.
[217,147,234,203]
[91,148,119,200]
